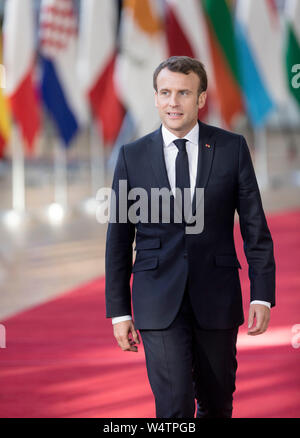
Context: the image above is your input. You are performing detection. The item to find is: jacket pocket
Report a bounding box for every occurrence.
[132,256,158,272]
[134,237,160,250]
[215,254,241,269]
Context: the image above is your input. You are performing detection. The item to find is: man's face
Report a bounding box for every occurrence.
[154,68,207,137]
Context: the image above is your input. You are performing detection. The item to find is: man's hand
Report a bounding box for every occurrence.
[248,303,270,336]
[113,320,140,352]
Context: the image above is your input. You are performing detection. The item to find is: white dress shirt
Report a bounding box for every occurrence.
[112,123,270,324]
[162,122,199,199]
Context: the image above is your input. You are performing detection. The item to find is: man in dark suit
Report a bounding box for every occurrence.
[105,56,275,418]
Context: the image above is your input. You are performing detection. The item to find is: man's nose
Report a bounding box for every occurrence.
[169,93,179,107]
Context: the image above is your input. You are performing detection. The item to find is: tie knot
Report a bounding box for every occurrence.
[174,138,188,152]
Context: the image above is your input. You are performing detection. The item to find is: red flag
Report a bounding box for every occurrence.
[4,0,40,153]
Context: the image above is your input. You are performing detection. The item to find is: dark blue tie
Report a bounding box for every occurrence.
[174,138,191,221]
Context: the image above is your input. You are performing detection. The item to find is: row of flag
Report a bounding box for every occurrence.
[0,0,299,161]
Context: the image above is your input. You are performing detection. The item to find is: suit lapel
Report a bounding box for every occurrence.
[147,126,172,192]
[192,121,216,215]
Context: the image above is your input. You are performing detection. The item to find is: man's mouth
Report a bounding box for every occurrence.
[167,112,183,118]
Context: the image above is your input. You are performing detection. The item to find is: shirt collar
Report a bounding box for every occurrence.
[162,122,199,148]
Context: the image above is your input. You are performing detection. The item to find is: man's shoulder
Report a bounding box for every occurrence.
[201,121,242,142]
[123,127,161,153]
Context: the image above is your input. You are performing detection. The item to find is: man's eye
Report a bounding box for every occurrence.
[181,91,188,95]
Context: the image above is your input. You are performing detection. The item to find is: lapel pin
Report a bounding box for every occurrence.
[205,144,211,148]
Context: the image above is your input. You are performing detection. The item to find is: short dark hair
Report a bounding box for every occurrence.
[153,56,208,96]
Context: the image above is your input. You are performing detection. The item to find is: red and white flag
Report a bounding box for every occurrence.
[78,0,124,145]
[165,0,216,122]
[3,0,40,153]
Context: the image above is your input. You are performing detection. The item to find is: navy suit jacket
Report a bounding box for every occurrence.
[105,121,276,330]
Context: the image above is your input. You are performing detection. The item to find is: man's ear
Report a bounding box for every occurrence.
[198,91,207,110]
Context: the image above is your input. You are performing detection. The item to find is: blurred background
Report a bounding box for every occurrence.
[0,0,299,419]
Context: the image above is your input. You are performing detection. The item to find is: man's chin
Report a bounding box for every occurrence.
[163,119,186,132]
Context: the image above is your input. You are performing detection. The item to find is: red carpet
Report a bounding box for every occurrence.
[0,209,299,418]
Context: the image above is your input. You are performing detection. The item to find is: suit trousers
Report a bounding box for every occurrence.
[139,287,238,418]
